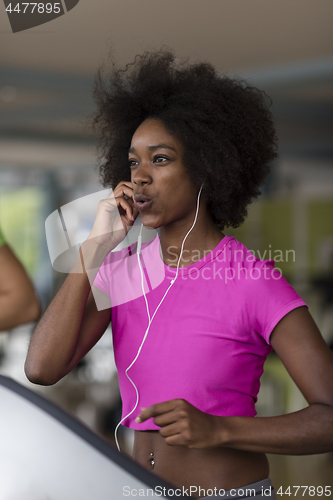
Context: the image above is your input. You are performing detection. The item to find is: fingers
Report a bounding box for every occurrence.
[137,402,195,447]
[97,197,133,225]
[87,181,139,249]
[117,197,135,222]
[109,181,138,224]
[164,434,186,446]
[135,400,179,423]
[158,421,183,438]
[134,399,218,449]
[135,401,188,445]
[111,182,134,201]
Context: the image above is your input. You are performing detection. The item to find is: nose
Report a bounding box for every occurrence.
[132,162,152,187]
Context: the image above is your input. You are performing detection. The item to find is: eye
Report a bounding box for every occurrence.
[129,159,139,168]
[153,155,169,164]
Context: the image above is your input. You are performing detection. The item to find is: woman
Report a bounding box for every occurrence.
[25,51,333,499]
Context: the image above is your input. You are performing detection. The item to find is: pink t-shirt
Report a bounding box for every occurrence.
[94,234,307,430]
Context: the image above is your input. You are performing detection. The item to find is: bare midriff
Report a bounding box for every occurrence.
[133,430,269,499]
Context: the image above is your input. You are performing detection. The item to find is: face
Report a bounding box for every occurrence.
[129,118,199,229]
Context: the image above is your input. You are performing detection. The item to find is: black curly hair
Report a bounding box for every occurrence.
[92,50,278,230]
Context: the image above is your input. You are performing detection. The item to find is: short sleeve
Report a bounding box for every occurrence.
[244,259,308,345]
[92,243,141,302]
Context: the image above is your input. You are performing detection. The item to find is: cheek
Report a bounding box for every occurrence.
[169,180,198,206]
[164,193,196,219]
[155,168,198,211]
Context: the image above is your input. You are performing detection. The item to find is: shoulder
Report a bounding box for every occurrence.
[222,236,278,280]
[110,235,158,264]
[97,235,159,280]
[224,236,303,298]
[222,236,308,343]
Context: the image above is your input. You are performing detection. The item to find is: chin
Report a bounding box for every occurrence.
[140,214,161,230]
[142,221,160,230]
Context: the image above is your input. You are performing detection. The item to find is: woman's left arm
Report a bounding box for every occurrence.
[137,306,333,454]
[219,305,333,455]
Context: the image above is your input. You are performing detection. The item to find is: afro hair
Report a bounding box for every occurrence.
[92,50,278,230]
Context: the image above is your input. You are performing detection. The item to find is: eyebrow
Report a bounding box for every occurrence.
[128,144,176,154]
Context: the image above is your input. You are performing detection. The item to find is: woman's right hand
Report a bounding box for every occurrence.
[87,181,139,251]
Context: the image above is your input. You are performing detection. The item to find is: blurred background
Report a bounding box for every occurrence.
[0,0,332,494]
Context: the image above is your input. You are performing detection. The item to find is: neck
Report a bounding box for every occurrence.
[159,206,224,268]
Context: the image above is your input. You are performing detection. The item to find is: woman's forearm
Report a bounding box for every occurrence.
[25,272,91,385]
[24,240,110,386]
[219,403,333,455]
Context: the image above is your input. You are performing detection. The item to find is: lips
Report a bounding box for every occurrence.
[134,193,153,211]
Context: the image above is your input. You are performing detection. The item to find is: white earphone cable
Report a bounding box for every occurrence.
[114,185,203,451]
